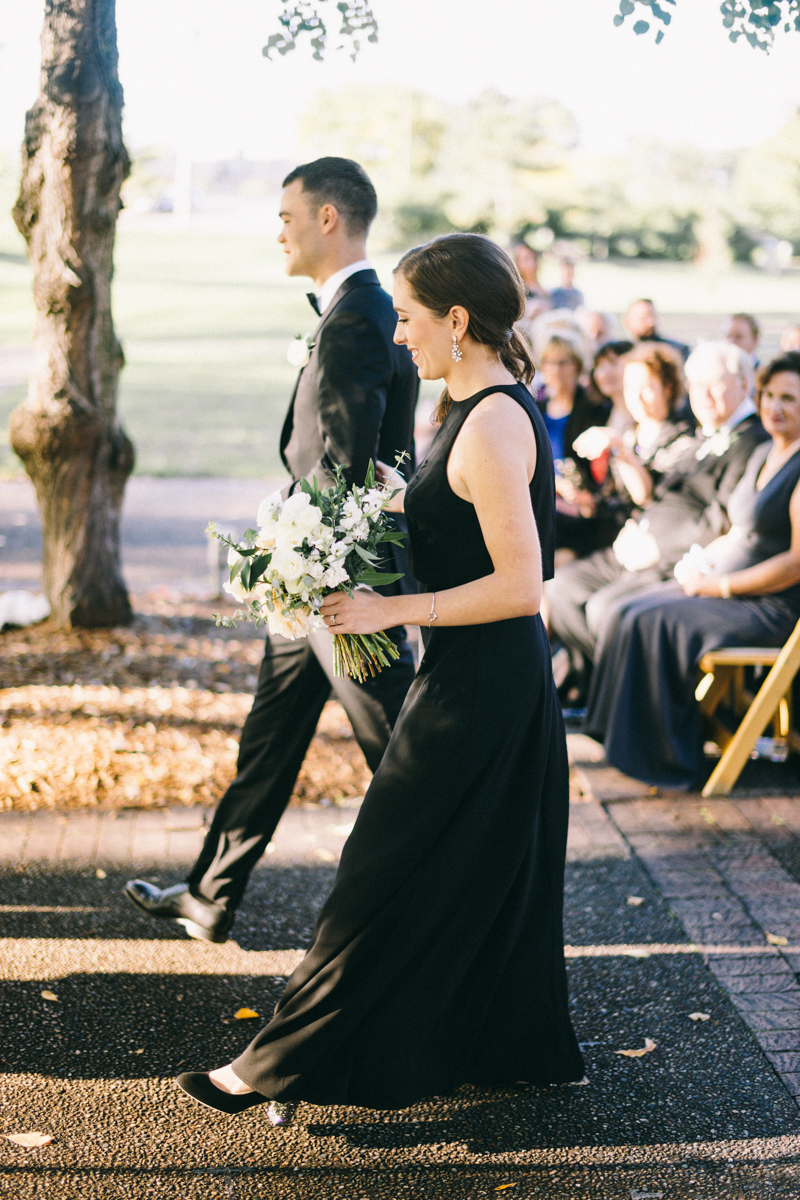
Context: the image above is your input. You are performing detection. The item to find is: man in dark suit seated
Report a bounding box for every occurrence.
[125,158,419,942]
[624,297,690,362]
[546,341,769,696]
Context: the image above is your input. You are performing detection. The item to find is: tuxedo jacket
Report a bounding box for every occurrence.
[645,413,770,570]
[280,268,419,592]
[280,269,418,490]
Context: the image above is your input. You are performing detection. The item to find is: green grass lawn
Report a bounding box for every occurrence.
[2,218,800,478]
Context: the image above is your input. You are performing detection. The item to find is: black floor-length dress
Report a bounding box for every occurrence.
[585,442,800,790]
[231,383,584,1109]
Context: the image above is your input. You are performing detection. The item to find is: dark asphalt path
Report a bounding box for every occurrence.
[3,844,800,1199]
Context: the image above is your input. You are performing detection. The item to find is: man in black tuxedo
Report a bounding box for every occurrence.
[547,341,768,690]
[125,158,419,942]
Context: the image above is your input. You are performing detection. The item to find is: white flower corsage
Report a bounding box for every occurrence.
[696,429,737,461]
[287,334,315,369]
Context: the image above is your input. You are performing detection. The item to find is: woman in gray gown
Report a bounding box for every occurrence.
[585,351,800,790]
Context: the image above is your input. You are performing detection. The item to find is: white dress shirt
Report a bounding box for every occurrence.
[316,259,374,316]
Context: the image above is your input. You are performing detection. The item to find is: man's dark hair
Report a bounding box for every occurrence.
[757,351,800,399]
[282,157,378,237]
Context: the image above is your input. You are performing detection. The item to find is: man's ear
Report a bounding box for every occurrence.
[318,203,340,235]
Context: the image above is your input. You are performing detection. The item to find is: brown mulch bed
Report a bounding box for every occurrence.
[0,600,371,812]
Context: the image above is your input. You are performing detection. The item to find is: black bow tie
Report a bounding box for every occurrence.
[307,292,321,316]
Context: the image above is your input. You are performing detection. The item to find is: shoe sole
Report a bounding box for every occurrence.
[176,917,229,944]
[123,887,229,944]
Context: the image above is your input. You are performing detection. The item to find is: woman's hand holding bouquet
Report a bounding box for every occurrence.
[208,459,407,682]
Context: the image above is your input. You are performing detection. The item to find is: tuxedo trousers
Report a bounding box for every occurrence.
[186,626,416,911]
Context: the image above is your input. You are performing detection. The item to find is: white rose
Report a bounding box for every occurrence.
[271,548,305,581]
[255,530,276,550]
[256,491,283,528]
[279,492,311,525]
[296,503,323,532]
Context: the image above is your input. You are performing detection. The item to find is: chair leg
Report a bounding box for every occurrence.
[703,638,800,796]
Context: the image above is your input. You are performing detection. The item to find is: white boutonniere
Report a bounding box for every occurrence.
[696,429,738,461]
[287,334,315,369]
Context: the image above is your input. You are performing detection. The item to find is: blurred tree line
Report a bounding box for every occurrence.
[298,84,800,268]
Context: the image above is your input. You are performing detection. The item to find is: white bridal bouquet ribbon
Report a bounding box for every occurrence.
[208,460,407,683]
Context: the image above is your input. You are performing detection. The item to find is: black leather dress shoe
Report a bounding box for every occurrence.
[123,881,233,943]
[175,1074,297,1126]
[176,1073,267,1114]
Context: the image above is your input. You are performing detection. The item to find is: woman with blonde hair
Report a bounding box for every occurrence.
[536,333,614,560]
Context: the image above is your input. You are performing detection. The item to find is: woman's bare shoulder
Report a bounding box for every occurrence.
[460,390,534,443]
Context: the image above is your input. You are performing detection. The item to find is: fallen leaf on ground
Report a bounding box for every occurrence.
[766,931,789,946]
[96,868,107,879]
[314,847,336,862]
[5,1133,53,1148]
[493,1186,518,1192]
[616,1038,657,1058]
[688,1012,711,1022]
[626,896,644,906]
[234,1008,259,1019]
[40,991,58,1002]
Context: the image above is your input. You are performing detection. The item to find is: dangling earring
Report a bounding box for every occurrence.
[451,335,462,363]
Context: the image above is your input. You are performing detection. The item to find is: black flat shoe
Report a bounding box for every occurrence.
[124,881,233,943]
[176,1073,267,1114]
[175,1074,298,1126]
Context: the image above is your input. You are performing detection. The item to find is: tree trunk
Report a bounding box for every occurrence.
[11,0,133,629]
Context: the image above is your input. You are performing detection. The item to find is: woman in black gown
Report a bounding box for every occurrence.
[585,352,800,790]
[176,233,584,1119]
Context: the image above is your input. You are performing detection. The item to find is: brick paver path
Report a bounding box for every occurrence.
[575,755,800,1112]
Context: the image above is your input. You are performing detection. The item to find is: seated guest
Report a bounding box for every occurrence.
[550,257,585,311]
[724,312,760,368]
[545,341,769,689]
[781,324,800,353]
[580,311,619,354]
[536,334,612,561]
[574,342,695,523]
[623,297,690,362]
[587,339,635,431]
[585,352,800,790]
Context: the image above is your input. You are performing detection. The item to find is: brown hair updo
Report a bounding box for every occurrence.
[395,233,535,422]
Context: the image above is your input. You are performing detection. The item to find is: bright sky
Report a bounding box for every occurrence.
[1,0,799,161]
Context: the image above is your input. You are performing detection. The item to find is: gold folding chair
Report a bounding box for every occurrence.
[696,617,800,796]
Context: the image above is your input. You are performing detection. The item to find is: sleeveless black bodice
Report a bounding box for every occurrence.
[715,441,800,611]
[404,383,556,592]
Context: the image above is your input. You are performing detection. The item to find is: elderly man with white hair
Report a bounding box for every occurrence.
[546,341,769,698]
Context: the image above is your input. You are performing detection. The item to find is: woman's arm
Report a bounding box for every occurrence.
[320,394,542,632]
[612,443,654,507]
[684,477,800,598]
[572,426,653,508]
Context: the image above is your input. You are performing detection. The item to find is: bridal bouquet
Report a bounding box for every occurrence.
[208,462,406,682]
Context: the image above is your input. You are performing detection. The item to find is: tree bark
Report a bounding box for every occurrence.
[11,0,133,628]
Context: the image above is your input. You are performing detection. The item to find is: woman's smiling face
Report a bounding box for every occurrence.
[760,370,800,444]
[392,273,453,381]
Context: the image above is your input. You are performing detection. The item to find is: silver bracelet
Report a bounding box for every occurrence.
[428,592,438,627]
